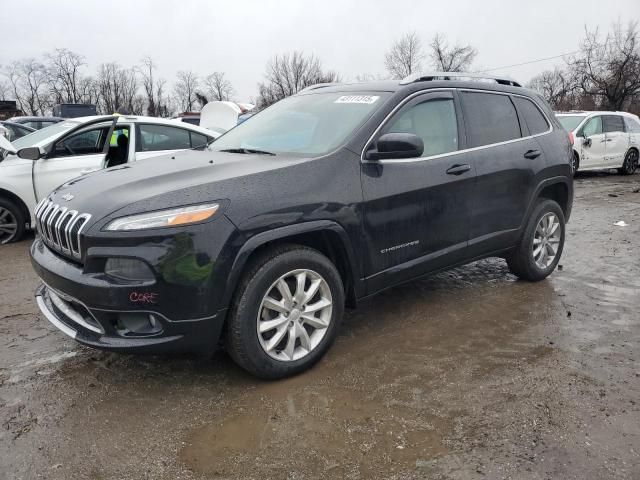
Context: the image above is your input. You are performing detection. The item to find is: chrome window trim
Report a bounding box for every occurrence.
[360,87,554,165]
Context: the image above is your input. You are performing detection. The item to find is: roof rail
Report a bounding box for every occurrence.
[400,71,522,88]
[298,82,339,93]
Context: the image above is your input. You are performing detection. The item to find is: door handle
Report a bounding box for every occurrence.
[446,164,471,175]
[523,149,541,159]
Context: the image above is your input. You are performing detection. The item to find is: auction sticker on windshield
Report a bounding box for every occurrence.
[334,95,380,104]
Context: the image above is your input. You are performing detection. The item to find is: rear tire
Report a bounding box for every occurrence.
[507,199,565,281]
[618,149,638,175]
[0,198,25,244]
[225,245,344,379]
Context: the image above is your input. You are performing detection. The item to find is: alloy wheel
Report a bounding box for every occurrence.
[532,212,561,269]
[625,150,638,174]
[257,269,333,362]
[0,207,18,244]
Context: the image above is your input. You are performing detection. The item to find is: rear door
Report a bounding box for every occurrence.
[134,124,210,161]
[361,90,475,292]
[603,115,629,167]
[461,90,547,255]
[579,115,606,168]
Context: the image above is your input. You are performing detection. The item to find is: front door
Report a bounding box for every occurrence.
[579,115,606,168]
[360,90,474,293]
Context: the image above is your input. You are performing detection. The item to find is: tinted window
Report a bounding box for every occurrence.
[461,92,521,147]
[624,117,640,133]
[603,115,625,133]
[385,98,458,156]
[580,116,602,137]
[137,124,191,152]
[23,121,40,129]
[514,97,549,135]
[190,131,209,149]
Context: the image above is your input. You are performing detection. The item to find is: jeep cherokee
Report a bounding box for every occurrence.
[30,72,573,378]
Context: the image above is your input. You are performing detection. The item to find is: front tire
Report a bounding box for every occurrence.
[507,199,565,281]
[0,198,25,244]
[226,245,344,379]
[571,151,580,177]
[618,149,638,175]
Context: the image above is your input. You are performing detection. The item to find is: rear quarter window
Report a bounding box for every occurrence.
[513,97,549,135]
[460,91,521,148]
[624,117,640,133]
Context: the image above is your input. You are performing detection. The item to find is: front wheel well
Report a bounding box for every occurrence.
[0,189,30,228]
[238,230,357,309]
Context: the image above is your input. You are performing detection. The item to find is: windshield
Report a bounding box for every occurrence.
[12,120,80,149]
[556,115,586,132]
[210,92,390,156]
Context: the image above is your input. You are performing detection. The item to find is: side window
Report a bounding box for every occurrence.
[190,131,209,149]
[603,115,625,133]
[384,98,458,156]
[581,116,603,137]
[137,124,192,152]
[24,121,40,129]
[53,126,108,157]
[513,97,549,135]
[624,117,640,133]
[460,91,521,147]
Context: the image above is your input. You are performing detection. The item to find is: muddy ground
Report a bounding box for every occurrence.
[1,173,639,480]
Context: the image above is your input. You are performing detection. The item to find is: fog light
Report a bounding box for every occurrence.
[105,258,154,282]
[116,313,162,335]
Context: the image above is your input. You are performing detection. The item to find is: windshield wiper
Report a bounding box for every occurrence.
[219,148,276,156]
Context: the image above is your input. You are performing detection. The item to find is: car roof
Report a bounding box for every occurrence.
[65,115,219,137]
[9,116,63,122]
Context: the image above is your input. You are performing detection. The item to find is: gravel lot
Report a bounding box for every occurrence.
[1,173,639,480]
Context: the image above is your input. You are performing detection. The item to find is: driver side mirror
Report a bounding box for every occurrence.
[17,147,42,160]
[367,133,424,161]
[582,136,592,147]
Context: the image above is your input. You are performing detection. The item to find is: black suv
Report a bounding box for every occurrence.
[31,73,573,378]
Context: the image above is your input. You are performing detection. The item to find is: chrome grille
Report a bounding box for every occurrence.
[35,199,91,260]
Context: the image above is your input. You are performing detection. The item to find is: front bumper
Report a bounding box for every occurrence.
[31,239,227,354]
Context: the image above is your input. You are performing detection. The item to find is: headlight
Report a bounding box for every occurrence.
[105,203,219,231]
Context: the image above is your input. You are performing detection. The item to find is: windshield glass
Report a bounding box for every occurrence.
[210,92,390,156]
[12,120,80,149]
[556,115,586,132]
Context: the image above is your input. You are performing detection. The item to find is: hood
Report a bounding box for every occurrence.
[46,148,309,225]
[0,131,16,154]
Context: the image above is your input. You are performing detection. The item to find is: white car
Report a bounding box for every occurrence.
[0,115,219,244]
[556,111,640,176]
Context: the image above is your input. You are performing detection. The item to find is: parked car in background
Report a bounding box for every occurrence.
[0,115,219,243]
[8,116,63,130]
[29,73,573,378]
[53,104,97,118]
[556,111,640,176]
[171,115,201,126]
[0,121,35,141]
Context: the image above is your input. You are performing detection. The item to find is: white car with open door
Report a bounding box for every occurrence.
[556,111,640,176]
[0,115,218,244]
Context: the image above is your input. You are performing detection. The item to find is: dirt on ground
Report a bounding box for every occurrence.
[1,173,639,480]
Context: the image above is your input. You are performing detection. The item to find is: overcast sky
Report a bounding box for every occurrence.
[2,0,639,101]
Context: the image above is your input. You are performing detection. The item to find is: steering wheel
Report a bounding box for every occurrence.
[63,143,76,155]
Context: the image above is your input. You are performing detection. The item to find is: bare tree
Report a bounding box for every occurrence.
[528,67,576,110]
[4,59,50,115]
[46,48,87,104]
[429,33,477,72]
[203,72,234,102]
[568,21,640,110]
[96,62,140,114]
[257,51,339,107]
[385,32,424,79]
[138,56,167,116]
[0,80,10,100]
[173,70,199,112]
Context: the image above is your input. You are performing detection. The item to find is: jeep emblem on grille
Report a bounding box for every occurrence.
[61,193,74,201]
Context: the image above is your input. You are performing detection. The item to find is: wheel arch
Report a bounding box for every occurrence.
[223,221,363,310]
[525,177,572,227]
[0,187,31,228]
